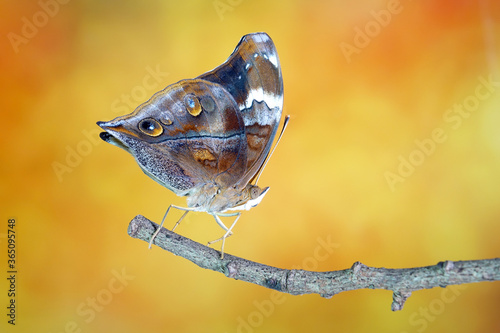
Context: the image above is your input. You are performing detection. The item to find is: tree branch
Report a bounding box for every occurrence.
[127,215,500,311]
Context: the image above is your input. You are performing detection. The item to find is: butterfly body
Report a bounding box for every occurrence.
[97,32,283,226]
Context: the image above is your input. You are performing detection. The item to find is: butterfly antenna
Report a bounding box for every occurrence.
[254,115,290,185]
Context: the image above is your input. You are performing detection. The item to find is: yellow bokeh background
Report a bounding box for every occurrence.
[1,0,500,332]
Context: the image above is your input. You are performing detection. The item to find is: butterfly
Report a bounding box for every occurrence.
[97,32,287,257]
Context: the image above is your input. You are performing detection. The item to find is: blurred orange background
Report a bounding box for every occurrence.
[1,1,500,332]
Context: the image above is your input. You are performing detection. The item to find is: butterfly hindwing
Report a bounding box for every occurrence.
[199,32,284,188]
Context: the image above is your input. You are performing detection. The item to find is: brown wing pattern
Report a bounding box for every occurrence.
[97,33,283,201]
[199,32,284,189]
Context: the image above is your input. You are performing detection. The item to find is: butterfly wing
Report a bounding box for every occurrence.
[97,79,248,196]
[199,32,284,189]
[97,33,283,210]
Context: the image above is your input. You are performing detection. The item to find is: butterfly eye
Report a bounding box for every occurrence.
[184,95,202,116]
[138,118,163,137]
[250,186,261,199]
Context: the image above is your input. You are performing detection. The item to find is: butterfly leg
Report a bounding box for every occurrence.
[207,213,241,259]
[172,210,189,232]
[148,205,192,249]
